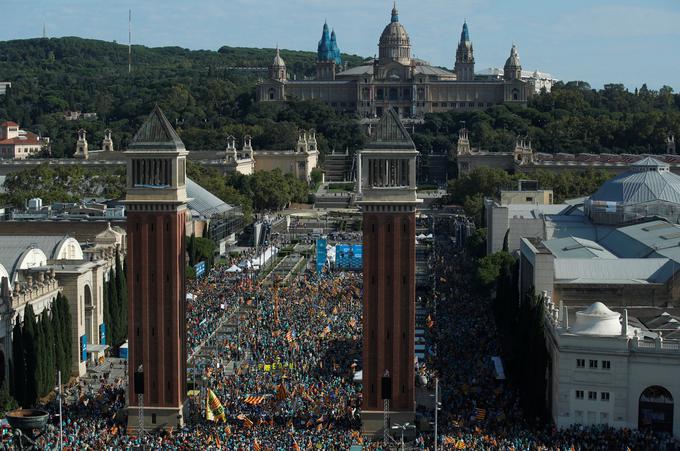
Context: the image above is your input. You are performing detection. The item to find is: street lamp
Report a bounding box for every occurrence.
[391,422,416,451]
[430,377,441,451]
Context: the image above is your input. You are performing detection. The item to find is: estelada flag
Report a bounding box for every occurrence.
[206,388,226,422]
[237,413,254,428]
[253,438,262,451]
[275,383,287,401]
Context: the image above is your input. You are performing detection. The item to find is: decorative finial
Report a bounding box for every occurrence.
[391,1,399,23]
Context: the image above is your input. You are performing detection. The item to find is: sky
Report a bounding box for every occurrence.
[1,0,679,90]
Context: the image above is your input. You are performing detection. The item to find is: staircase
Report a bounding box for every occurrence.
[322,152,354,182]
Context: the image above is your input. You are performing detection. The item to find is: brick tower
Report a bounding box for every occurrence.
[125,105,188,431]
[357,108,420,436]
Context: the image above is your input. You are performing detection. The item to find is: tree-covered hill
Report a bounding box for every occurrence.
[0,37,367,157]
[413,82,680,156]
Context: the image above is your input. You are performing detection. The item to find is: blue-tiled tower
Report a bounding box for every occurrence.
[317,21,342,65]
[454,21,475,81]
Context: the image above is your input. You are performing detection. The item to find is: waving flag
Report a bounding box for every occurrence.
[275,383,288,401]
[206,389,226,423]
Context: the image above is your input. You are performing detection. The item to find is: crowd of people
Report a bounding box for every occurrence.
[5,248,369,449]
[5,217,680,449]
[429,217,680,450]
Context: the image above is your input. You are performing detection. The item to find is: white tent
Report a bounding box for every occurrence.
[226,264,242,273]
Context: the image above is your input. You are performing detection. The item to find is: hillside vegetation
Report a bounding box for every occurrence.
[0,37,366,157]
[1,37,679,166]
[413,82,680,156]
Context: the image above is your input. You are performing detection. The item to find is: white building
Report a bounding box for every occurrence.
[543,297,680,437]
[476,67,559,93]
[0,121,47,160]
[0,232,123,380]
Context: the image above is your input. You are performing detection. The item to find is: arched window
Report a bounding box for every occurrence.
[639,385,674,434]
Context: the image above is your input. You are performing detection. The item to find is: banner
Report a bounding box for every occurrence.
[195,261,206,278]
[99,324,106,345]
[80,335,87,362]
[316,239,327,274]
[336,244,362,270]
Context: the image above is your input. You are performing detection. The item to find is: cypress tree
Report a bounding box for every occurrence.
[108,268,120,345]
[115,247,128,342]
[189,233,196,266]
[34,314,45,398]
[103,277,111,345]
[40,310,55,397]
[59,293,73,377]
[52,297,65,381]
[11,322,25,406]
[22,305,38,406]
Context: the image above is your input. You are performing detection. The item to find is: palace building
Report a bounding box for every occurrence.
[257,4,534,117]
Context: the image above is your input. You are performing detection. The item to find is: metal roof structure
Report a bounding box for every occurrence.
[186,178,233,217]
[543,237,616,259]
[589,157,680,206]
[553,258,675,284]
[0,235,80,281]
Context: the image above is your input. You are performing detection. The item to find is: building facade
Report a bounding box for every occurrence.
[456,129,679,177]
[0,121,48,160]
[543,297,680,437]
[358,108,420,435]
[252,130,320,181]
[0,230,122,382]
[125,106,188,431]
[257,5,530,117]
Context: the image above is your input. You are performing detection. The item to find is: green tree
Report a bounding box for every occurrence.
[40,310,56,397]
[464,228,486,260]
[22,305,39,405]
[58,293,73,377]
[51,297,66,382]
[188,233,197,267]
[11,322,25,406]
[115,247,128,343]
[476,251,516,288]
[102,276,111,346]
[107,268,121,345]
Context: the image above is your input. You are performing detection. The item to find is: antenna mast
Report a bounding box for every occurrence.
[128,9,132,74]
[43,23,46,39]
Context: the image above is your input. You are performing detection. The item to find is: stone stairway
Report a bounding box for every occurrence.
[322,152,354,182]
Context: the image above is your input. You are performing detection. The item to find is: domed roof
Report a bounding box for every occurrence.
[570,302,622,336]
[505,44,521,68]
[379,4,410,49]
[272,47,285,67]
[589,157,680,206]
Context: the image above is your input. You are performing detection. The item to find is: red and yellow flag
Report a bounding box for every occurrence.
[275,383,288,401]
[206,388,226,423]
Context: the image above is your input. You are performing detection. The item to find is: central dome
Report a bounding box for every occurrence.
[378,4,411,65]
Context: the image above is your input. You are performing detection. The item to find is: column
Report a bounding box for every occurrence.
[357,152,362,194]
